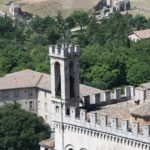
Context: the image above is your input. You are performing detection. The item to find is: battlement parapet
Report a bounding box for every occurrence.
[82,86,136,106]
[55,107,150,144]
[49,44,79,58]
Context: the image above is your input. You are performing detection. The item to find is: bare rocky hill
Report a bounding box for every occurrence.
[16,0,100,17]
[16,0,150,17]
[0,0,150,17]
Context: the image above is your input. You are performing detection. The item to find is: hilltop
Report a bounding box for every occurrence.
[16,0,100,17]
[130,0,150,18]
[17,0,150,17]
[0,0,150,17]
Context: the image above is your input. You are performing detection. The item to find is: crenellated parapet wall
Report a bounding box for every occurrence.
[55,121,150,150]
[54,107,150,145]
[82,86,135,106]
[49,44,79,58]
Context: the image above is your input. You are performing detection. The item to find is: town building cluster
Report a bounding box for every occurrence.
[92,0,130,20]
[0,1,32,24]
[0,44,149,150]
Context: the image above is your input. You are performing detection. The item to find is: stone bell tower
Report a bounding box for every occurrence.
[49,43,80,115]
[49,43,80,150]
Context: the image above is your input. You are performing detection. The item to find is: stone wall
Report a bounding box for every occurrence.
[54,107,150,150]
[37,89,53,125]
[54,85,150,150]
[0,87,37,113]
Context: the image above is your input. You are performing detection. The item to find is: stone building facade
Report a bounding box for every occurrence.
[0,44,149,149]
[113,0,130,11]
[128,29,150,42]
[39,44,150,150]
[0,69,103,126]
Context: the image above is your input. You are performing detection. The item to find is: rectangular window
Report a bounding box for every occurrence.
[2,91,9,99]
[28,90,33,97]
[14,90,19,98]
[45,103,48,112]
[29,101,34,109]
[45,92,47,97]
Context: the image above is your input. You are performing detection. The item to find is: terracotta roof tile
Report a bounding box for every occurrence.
[0,70,103,96]
[130,102,150,118]
[39,138,55,148]
[134,29,150,39]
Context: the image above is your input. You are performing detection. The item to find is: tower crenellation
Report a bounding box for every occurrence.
[49,44,79,58]
[50,43,80,101]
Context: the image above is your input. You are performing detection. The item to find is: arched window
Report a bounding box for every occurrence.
[55,106,59,113]
[55,62,61,97]
[65,144,75,150]
[69,61,75,98]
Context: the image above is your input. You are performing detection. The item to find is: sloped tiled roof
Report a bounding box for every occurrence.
[133,29,150,39]
[93,101,137,120]
[39,138,55,148]
[130,102,150,118]
[0,69,103,96]
[0,69,51,90]
[139,82,150,90]
[80,84,103,96]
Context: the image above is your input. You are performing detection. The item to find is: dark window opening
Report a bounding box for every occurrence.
[66,108,70,115]
[55,62,61,97]
[56,106,59,113]
[70,76,75,98]
[69,61,75,98]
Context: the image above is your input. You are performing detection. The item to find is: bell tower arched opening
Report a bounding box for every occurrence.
[69,61,75,98]
[55,62,61,98]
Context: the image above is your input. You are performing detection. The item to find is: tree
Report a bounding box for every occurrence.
[46,27,61,44]
[0,103,50,150]
[65,16,75,29]
[86,17,105,45]
[127,62,150,86]
[71,11,89,31]
[30,16,56,34]
[0,16,14,38]
[80,45,127,89]
[130,15,148,30]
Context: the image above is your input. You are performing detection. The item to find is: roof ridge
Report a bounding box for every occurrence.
[36,74,44,87]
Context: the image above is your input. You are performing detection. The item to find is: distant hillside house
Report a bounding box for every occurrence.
[128,29,150,42]
[113,0,130,11]
[8,2,32,24]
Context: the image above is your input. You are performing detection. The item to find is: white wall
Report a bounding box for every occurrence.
[37,89,53,126]
[128,34,140,42]
[55,126,147,150]
[135,89,145,103]
[40,146,51,150]
[0,88,37,113]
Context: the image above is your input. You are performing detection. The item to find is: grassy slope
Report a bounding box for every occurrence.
[0,0,149,18]
[0,0,8,12]
[131,0,150,9]
[129,0,150,18]
[17,0,100,17]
